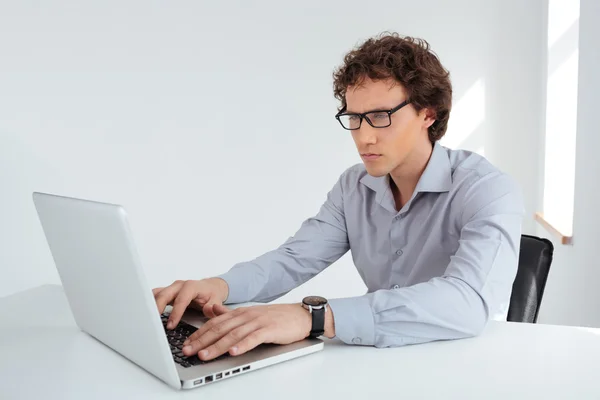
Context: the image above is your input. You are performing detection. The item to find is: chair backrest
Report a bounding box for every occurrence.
[507,234,554,323]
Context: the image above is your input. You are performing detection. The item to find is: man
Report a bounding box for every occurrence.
[153,33,524,361]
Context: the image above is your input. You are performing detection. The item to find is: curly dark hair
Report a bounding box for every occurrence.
[333,32,452,142]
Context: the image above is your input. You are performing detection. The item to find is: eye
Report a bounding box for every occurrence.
[370,112,388,120]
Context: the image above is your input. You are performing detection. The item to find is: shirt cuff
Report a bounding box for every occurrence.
[328,296,376,346]
[217,268,252,304]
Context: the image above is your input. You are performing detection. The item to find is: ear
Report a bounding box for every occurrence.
[421,108,436,129]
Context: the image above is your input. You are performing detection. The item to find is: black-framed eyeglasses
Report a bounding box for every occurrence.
[335,100,411,130]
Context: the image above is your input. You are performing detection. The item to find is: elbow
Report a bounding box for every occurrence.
[445,276,491,339]
[458,300,489,338]
[461,314,487,338]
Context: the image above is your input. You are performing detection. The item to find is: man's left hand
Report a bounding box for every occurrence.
[182,303,312,360]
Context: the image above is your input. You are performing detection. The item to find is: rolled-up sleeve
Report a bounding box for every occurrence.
[218,171,351,304]
[330,173,524,347]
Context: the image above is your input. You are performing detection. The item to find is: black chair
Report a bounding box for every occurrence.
[507,234,554,323]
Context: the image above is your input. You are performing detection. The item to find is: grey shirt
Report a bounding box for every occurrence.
[219,142,525,347]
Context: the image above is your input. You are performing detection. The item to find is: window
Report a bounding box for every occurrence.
[538,0,580,244]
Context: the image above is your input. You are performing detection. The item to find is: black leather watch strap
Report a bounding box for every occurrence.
[310,306,325,338]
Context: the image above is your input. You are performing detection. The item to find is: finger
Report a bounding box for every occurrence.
[152,287,165,296]
[213,304,231,316]
[203,303,231,318]
[188,299,208,312]
[167,282,202,329]
[182,311,252,356]
[197,322,262,361]
[184,309,240,345]
[202,303,218,318]
[228,328,271,357]
[154,281,184,314]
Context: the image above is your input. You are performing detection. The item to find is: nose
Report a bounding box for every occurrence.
[353,124,378,146]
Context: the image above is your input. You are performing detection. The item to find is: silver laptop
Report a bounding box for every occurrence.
[32,192,323,390]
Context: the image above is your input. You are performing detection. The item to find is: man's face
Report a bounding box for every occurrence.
[344,77,433,177]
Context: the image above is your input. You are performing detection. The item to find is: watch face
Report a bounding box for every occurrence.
[303,296,328,307]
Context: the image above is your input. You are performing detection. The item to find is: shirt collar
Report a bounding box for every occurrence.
[413,141,453,193]
[360,142,453,197]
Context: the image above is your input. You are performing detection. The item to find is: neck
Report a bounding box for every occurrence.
[389,141,434,210]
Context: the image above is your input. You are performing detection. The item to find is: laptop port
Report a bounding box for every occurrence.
[232,368,240,374]
[193,379,203,385]
[225,372,231,377]
[243,366,250,371]
[205,375,214,383]
[216,373,223,380]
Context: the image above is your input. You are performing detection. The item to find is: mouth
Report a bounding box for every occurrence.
[361,153,382,160]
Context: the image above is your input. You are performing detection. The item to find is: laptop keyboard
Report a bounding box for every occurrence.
[160,313,230,368]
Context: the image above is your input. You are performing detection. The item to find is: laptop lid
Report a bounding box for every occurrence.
[32,192,181,389]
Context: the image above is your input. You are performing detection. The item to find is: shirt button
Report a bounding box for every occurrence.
[392,285,400,289]
[396,249,403,256]
[352,337,362,345]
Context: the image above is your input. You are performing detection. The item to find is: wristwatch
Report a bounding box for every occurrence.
[302,296,328,338]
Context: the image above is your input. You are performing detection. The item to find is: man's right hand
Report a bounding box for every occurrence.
[153,278,230,329]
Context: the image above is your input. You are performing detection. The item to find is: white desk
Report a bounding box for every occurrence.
[1,285,599,400]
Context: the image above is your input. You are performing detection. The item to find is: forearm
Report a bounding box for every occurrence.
[218,245,330,304]
[329,276,491,347]
[218,172,350,305]
[219,221,349,305]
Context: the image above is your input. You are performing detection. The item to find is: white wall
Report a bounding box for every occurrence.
[0,0,544,300]
[537,0,600,327]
